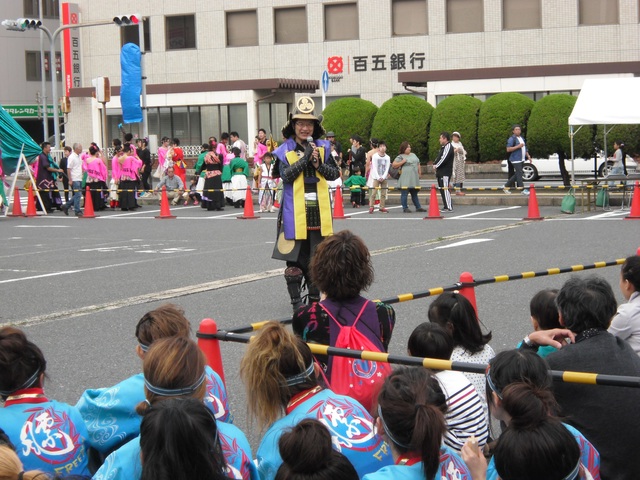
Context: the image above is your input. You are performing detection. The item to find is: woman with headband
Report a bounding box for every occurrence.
[76,304,230,457]
[93,336,257,480]
[363,367,470,480]
[461,349,599,480]
[240,322,392,480]
[0,327,95,476]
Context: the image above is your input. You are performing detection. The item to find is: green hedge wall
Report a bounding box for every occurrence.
[527,94,592,159]
[370,95,434,162]
[321,98,378,154]
[428,95,482,162]
[477,93,534,162]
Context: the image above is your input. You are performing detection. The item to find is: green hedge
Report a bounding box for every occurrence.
[428,95,482,162]
[321,98,378,154]
[477,93,534,162]
[595,125,640,157]
[370,95,434,161]
[528,94,592,158]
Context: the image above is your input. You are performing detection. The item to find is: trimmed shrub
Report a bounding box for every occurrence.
[370,95,434,162]
[477,93,534,162]
[321,98,378,154]
[595,124,640,157]
[428,95,482,162]
[528,94,592,159]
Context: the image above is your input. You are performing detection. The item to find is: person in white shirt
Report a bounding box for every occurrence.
[368,140,390,214]
[609,255,640,354]
[62,143,84,216]
[230,131,247,159]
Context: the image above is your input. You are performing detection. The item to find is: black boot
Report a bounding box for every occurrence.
[285,267,304,313]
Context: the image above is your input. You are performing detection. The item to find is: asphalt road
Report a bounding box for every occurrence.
[1,188,637,447]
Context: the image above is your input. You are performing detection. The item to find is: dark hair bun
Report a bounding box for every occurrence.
[278,419,332,473]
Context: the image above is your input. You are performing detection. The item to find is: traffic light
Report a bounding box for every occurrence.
[17,18,43,30]
[2,18,41,31]
[113,15,140,26]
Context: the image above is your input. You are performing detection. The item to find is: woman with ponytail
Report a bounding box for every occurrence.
[275,419,358,480]
[0,327,94,477]
[76,304,229,456]
[240,322,391,480]
[93,336,256,480]
[363,367,470,480]
[461,349,599,480]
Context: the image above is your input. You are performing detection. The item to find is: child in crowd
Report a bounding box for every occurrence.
[258,152,277,212]
[343,165,366,208]
[326,144,343,204]
[516,289,561,357]
[183,176,201,206]
[407,322,489,452]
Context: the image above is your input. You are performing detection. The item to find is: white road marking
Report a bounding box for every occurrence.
[14,225,70,228]
[450,206,521,218]
[427,239,493,251]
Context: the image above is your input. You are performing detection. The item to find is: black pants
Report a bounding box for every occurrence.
[141,167,152,191]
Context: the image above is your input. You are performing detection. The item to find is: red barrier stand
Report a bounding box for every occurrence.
[26,185,37,217]
[237,186,259,219]
[79,186,97,218]
[458,271,478,317]
[524,184,543,221]
[423,184,443,220]
[333,187,348,220]
[9,187,24,217]
[625,181,640,220]
[155,186,176,219]
[197,318,226,385]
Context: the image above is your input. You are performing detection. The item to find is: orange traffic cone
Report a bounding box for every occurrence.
[9,187,24,217]
[26,185,37,217]
[79,186,97,218]
[524,184,543,220]
[423,184,443,220]
[197,318,226,385]
[237,186,259,219]
[333,186,348,220]
[155,186,176,219]
[625,181,640,220]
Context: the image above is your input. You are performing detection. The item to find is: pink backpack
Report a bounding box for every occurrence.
[319,300,391,411]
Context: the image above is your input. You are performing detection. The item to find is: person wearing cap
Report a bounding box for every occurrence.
[325,131,342,162]
[451,131,467,195]
[272,97,340,312]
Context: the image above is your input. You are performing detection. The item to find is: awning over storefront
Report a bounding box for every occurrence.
[70,78,319,97]
[398,61,640,86]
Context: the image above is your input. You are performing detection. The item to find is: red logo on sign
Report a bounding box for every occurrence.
[70,13,78,24]
[328,56,343,74]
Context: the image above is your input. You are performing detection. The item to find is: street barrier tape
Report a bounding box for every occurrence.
[196,330,640,388]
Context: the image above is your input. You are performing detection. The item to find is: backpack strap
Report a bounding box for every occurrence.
[319,299,370,330]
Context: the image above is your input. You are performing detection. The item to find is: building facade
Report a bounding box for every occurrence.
[6,0,640,152]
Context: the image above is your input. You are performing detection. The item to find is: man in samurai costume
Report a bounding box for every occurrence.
[272,97,340,312]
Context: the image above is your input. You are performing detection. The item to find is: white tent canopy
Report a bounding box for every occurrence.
[569,77,640,126]
[568,77,640,182]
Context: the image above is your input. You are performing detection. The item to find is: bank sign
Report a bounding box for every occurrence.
[326,52,426,82]
[3,105,60,118]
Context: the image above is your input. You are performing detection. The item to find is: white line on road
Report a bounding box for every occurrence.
[427,239,493,251]
[449,206,521,219]
[14,225,70,228]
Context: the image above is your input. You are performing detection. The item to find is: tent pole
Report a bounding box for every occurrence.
[569,125,575,185]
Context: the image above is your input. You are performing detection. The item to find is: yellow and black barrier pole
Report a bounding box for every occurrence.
[198,329,640,389]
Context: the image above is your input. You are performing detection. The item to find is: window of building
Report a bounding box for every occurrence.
[26,51,62,82]
[324,3,359,41]
[226,10,258,47]
[447,0,484,33]
[578,0,618,25]
[24,0,59,18]
[392,0,428,36]
[503,0,541,30]
[165,15,196,50]
[121,18,151,52]
[274,7,308,44]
